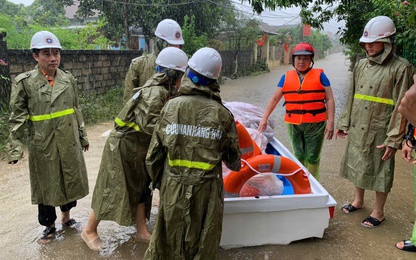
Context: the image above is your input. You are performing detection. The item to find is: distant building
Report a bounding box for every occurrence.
[64,2,146,50]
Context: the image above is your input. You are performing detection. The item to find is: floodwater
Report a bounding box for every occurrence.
[1,52,415,260]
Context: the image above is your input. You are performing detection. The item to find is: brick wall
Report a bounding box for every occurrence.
[6,49,254,95]
[8,49,142,94]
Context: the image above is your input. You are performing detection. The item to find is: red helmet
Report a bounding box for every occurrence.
[292,42,315,58]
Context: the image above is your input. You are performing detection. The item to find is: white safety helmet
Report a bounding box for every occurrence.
[155,19,184,45]
[30,31,62,50]
[188,47,222,80]
[156,47,188,72]
[359,16,396,43]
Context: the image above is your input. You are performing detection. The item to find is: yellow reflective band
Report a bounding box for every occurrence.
[27,108,75,121]
[168,158,216,171]
[354,93,394,105]
[114,117,140,132]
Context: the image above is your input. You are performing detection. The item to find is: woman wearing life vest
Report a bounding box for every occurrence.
[335,16,413,228]
[258,42,335,180]
[396,75,416,252]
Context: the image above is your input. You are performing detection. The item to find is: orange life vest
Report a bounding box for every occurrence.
[282,69,327,124]
[236,121,261,160]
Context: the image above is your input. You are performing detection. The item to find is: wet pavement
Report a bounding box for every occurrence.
[1,52,415,259]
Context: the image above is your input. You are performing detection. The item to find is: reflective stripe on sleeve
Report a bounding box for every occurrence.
[354,93,394,105]
[114,117,140,132]
[27,108,75,121]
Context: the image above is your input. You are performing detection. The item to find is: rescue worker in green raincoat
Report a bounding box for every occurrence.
[144,47,242,260]
[7,31,89,242]
[336,16,414,228]
[81,47,188,251]
[123,19,184,103]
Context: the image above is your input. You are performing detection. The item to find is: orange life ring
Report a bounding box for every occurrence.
[223,154,311,195]
[236,121,262,160]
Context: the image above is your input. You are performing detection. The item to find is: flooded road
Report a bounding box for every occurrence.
[1,52,415,259]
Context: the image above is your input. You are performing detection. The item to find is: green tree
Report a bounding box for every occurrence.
[67,0,237,50]
[73,0,148,49]
[76,18,114,50]
[0,14,34,49]
[227,18,262,51]
[0,0,23,16]
[242,0,311,14]
[181,15,208,55]
[27,0,71,26]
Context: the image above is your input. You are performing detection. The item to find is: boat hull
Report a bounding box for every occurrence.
[221,137,337,248]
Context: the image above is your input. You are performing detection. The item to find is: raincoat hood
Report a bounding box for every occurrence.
[139,72,178,96]
[361,37,394,65]
[178,75,222,103]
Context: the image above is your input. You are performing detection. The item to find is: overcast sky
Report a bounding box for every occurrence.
[8,0,33,5]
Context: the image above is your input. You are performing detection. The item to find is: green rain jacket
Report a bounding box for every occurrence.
[7,65,89,206]
[337,38,413,192]
[91,73,174,226]
[144,76,241,260]
[123,42,163,103]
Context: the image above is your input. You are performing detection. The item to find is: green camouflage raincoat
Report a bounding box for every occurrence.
[91,73,175,226]
[7,65,89,206]
[337,39,413,192]
[123,51,158,103]
[144,76,241,260]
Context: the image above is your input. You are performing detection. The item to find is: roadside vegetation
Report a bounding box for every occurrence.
[0,106,9,155]
[79,85,124,125]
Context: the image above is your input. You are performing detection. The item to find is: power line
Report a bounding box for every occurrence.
[98,0,201,7]
[227,0,301,25]
[95,0,302,26]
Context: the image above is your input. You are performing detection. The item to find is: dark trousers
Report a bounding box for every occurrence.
[38,201,77,226]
